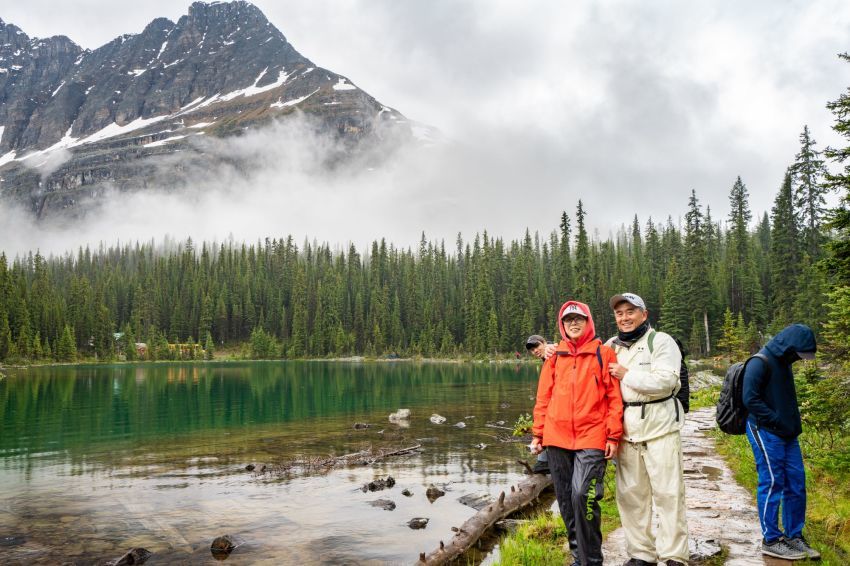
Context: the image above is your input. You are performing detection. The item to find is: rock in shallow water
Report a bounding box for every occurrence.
[408,517,429,529]
[426,484,445,503]
[361,476,395,492]
[108,547,153,565]
[369,498,396,511]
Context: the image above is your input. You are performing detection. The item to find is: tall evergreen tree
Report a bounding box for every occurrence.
[770,170,801,329]
[791,125,829,258]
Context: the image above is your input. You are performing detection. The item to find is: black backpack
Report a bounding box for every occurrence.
[716,353,769,435]
[647,330,690,413]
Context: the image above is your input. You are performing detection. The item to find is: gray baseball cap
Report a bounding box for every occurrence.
[610,292,646,311]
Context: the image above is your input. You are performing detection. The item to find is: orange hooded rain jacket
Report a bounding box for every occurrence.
[532,300,623,450]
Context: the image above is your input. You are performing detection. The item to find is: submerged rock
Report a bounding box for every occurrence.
[369,498,396,511]
[429,414,446,424]
[244,464,255,471]
[408,517,429,529]
[108,547,152,565]
[457,492,493,511]
[401,489,413,497]
[388,409,411,422]
[454,421,466,428]
[353,422,370,429]
[210,535,236,556]
[0,535,26,547]
[361,476,396,492]
[426,484,445,503]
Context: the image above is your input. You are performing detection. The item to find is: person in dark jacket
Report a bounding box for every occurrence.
[742,323,819,561]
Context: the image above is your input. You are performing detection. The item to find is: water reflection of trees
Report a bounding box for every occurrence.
[0,363,536,464]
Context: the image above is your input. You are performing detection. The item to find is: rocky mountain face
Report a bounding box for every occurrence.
[0,1,411,218]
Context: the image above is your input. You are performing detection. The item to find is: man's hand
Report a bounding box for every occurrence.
[543,343,556,359]
[530,436,543,455]
[604,441,618,460]
[608,362,628,380]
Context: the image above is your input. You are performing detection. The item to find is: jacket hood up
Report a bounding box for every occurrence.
[764,323,816,360]
[557,300,596,349]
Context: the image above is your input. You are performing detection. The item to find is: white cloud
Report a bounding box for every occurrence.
[1,0,849,253]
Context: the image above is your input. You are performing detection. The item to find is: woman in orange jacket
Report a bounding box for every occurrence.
[530,300,623,566]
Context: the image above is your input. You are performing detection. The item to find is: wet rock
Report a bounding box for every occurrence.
[369,498,396,511]
[244,464,255,471]
[210,535,236,558]
[499,402,511,409]
[458,492,493,511]
[454,421,466,428]
[401,489,413,497]
[408,517,429,529]
[429,414,446,424]
[426,484,445,503]
[107,547,153,565]
[0,535,26,547]
[361,476,396,492]
[474,443,488,450]
[689,538,722,560]
[353,422,370,429]
[389,408,411,422]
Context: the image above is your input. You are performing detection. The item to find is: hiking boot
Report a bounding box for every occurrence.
[532,459,550,474]
[623,559,656,566]
[762,538,806,560]
[786,536,821,559]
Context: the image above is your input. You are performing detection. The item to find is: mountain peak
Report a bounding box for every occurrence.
[0,1,412,219]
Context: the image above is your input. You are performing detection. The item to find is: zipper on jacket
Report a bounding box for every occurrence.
[571,357,577,449]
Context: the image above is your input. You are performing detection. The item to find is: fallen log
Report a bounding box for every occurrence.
[415,472,553,565]
[265,444,422,477]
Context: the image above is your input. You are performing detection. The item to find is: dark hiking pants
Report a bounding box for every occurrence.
[548,446,607,566]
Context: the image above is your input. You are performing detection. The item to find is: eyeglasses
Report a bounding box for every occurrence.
[562,316,586,325]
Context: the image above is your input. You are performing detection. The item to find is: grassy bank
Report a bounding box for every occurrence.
[494,465,620,566]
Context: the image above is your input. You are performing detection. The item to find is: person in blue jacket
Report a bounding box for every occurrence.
[742,323,819,561]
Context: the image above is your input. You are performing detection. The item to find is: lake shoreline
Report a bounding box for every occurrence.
[0,354,539,371]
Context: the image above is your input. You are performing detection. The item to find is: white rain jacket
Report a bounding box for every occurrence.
[608,328,683,443]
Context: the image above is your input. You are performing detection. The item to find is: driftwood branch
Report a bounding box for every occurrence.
[415,472,553,565]
[265,444,422,477]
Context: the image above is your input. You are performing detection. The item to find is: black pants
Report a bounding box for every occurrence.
[548,446,607,566]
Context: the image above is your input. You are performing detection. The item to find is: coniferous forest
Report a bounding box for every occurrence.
[0,59,849,370]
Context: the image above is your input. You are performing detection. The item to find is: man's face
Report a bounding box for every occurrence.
[613,301,648,333]
[529,343,547,359]
[562,315,587,340]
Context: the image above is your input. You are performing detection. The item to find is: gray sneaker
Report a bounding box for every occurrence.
[786,536,821,560]
[762,538,806,560]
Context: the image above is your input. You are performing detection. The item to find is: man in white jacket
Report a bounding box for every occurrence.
[607,293,688,566]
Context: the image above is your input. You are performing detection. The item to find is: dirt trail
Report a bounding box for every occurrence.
[601,407,787,565]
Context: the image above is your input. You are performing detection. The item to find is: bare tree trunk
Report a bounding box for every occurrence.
[415,473,553,565]
[703,310,711,355]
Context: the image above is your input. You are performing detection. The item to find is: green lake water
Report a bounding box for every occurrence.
[0,361,542,564]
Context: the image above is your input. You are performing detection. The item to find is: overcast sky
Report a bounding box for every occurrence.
[3,0,850,253]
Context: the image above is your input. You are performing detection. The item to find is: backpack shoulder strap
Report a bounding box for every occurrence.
[596,345,603,373]
[647,329,656,353]
[749,352,771,379]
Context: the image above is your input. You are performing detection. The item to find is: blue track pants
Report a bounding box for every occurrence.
[745,421,806,542]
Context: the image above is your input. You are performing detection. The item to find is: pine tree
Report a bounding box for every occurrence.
[57,325,77,362]
[0,312,11,361]
[683,190,711,353]
[573,201,592,302]
[727,176,752,315]
[770,170,801,329]
[791,125,829,258]
[659,258,689,338]
[204,331,215,360]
